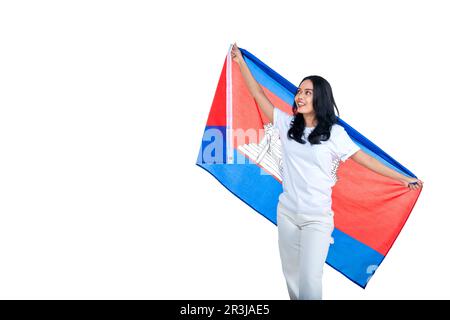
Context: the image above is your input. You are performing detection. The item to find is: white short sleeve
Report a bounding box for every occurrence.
[273,108,291,132]
[334,126,360,162]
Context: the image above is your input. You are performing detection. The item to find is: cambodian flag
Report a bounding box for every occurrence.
[196,45,422,288]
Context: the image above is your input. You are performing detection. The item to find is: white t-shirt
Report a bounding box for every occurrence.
[273,107,360,216]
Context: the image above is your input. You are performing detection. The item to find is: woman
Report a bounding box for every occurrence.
[230,43,423,300]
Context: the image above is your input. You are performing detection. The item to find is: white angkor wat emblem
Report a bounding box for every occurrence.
[237,123,341,183]
[237,123,283,181]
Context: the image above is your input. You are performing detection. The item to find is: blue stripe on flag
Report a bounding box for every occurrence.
[327,228,385,288]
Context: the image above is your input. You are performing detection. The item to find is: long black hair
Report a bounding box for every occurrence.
[287,75,340,145]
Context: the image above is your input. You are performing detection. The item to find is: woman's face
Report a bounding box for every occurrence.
[294,79,314,115]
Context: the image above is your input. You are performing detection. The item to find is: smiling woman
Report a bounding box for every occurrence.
[196,43,425,299]
[288,76,340,145]
[294,84,314,116]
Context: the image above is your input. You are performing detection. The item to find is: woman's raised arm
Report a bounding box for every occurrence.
[231,43,275,123]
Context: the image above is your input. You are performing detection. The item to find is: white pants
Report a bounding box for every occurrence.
[276,202,334,300]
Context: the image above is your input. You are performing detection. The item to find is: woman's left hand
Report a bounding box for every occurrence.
[401,177,424,190]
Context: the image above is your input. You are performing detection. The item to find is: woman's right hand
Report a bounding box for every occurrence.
[401,177,424,190]
[231,42,244,64]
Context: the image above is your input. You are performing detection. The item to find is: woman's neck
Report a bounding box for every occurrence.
[303,114,317,128]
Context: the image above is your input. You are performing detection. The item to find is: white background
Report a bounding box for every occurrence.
[0,0,449,299]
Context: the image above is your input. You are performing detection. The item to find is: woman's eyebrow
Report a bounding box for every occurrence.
[297,88,314,91]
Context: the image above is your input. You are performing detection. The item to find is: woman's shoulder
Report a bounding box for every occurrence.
[274,108,293,120]
[330,123,345,135]
[329,124,352,143]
